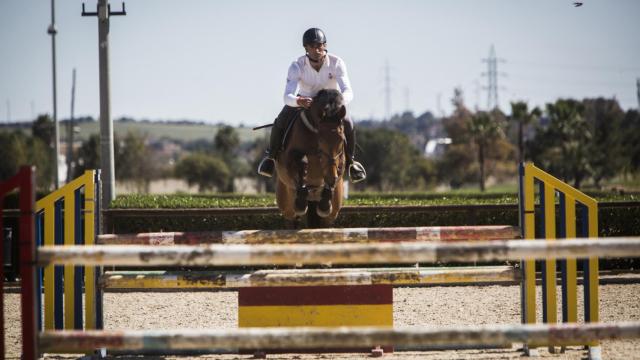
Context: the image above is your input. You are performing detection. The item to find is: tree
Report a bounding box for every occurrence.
[32,114,54,146]
[438,88,477,188]
[116,132,157,192]
[175,153,231,192]
[213,125,249,191]
[74,134,101,178]
[357,128,435,191]
[468,111,504,191]
[214,126,240,161]
[529,99,591,188]
[0,131,28,181]
[510,101,541,164]
[583,98,625,188]
[28,137,55,190]
[621,110,640,174]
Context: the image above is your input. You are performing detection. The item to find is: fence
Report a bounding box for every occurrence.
[0,166,36,359]
[4,163,640,359]
[34,170,101,332]
[519,162,600,354]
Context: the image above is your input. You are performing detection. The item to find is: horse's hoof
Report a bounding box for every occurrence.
[317,201,332,218]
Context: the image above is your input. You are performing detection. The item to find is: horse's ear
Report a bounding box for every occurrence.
[338,105,346,120]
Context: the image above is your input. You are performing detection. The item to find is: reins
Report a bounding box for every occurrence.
[300,110,318,134]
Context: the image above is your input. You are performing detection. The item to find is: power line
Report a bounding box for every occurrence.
[509,60,640,73]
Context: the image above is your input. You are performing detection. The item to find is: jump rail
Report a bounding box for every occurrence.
[39,322,640,353]
[96,225,520,245]
[100,266,520,289]
[38,237,640,267]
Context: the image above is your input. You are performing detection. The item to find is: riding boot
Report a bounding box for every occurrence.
[257,125,283,177]
[344,118,366,183]
[257,106,295,177]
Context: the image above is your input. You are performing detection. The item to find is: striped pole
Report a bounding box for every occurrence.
[38,237,640,267]
[100,266,520,290]
[38,322,640,353]
[96,225,520,245]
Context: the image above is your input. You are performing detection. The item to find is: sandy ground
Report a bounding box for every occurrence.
[4,281,640,359]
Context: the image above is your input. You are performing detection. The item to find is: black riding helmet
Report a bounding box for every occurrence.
[303,28,326,46]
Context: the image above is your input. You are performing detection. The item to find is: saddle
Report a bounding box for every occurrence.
[280,108,304,152]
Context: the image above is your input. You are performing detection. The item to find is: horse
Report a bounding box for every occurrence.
[275,89,347,228]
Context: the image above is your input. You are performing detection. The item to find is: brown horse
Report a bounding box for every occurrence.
[275,89,346,228]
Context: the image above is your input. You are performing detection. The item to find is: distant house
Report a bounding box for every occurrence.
[424,137,451,158]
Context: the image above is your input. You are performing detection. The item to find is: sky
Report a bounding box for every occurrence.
[1,0,639,126]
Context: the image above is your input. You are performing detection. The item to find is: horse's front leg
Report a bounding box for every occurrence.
[294,155,309,216]
[317,159,342,218]
[317,165,338,218]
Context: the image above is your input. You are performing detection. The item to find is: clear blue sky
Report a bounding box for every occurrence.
[1,0,639,126]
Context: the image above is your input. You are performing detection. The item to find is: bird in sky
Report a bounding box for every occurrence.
[573,2,583,7]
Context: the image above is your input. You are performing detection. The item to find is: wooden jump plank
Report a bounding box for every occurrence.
[38,321,640,353]
[100,266,520,289]
[96,226,521,245]
[38,237,640,267]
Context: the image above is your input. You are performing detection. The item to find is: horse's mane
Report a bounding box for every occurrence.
[314,89,344,122]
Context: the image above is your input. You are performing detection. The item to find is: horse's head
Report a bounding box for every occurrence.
[309,89,346,186]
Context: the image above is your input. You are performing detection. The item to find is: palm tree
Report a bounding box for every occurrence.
[510,101,541,164]
[468,111,503,191]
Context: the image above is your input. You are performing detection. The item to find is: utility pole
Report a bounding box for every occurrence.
[82,1,126,208]
[481,45,506,110]
[384,60,392,120]
[67,68,77,183]
[48,0,60,189]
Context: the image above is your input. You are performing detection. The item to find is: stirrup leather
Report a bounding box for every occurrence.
[349,161,367,183]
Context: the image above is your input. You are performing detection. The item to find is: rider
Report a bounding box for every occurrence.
[257,27,367,183]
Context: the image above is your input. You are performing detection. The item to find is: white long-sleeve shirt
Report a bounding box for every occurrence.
[283,53,354,107]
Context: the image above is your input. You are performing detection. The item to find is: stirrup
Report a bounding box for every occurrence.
[257,156,275,177]
[349,161,366,183]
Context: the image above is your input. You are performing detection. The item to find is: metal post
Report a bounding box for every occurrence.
[636,78,639,109]
[67,68,76,183]
[83,1,126,209]
[48,0,60,189]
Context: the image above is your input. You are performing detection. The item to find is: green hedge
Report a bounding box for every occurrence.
[105,204,639,236]
[108,190,639,209]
